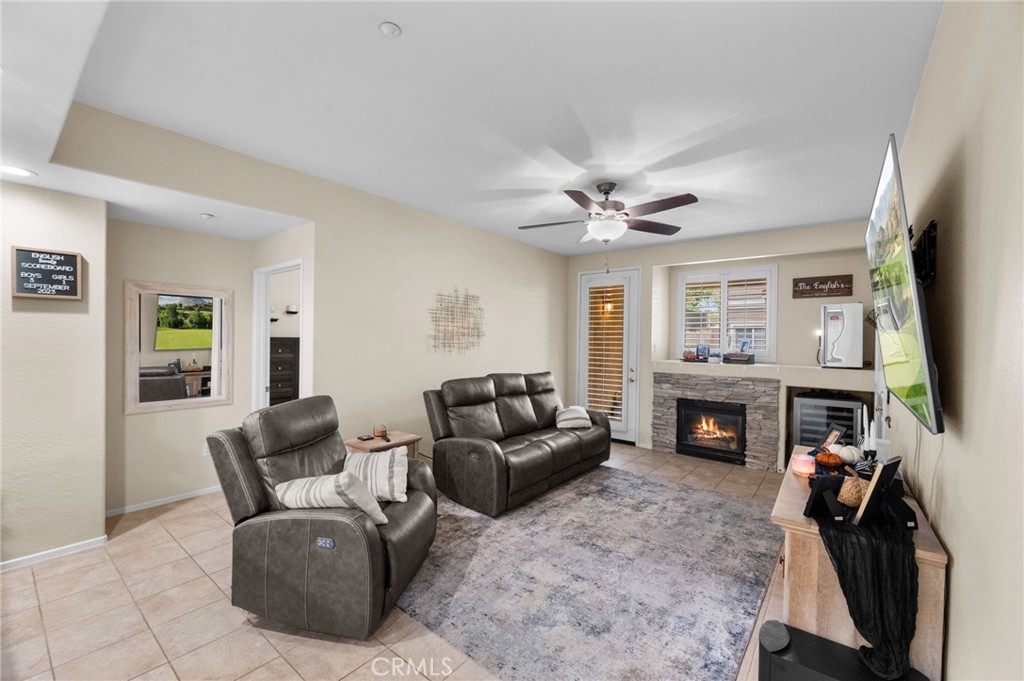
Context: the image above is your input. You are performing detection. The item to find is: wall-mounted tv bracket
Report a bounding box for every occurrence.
[909,220,938,286]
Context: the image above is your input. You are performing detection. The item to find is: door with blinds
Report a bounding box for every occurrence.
[577,269,640,442]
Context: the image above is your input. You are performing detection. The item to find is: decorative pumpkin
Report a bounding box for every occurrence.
[815,451,843,468]
[838,445,863,465]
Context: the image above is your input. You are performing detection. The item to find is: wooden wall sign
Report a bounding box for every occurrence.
[11,247,83,299]
[792,274,853,299]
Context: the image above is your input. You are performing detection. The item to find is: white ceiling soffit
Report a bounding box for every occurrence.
[0,1,306,240]
[1,2,107,165]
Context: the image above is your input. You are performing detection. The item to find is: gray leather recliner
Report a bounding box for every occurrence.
[423,371,611,517]
[205,395,437,640]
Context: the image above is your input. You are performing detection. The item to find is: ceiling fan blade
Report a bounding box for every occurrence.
[625,193,698,218]
[564,189,602,213]
[578,230,595,243]
[518,219,587,230]
[626,218,681,236]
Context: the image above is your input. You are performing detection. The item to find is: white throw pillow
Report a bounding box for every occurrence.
[274,472,388,525]
[344,446,409,502]
[556,406,592,429]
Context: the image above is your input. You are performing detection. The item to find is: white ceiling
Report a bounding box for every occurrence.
[5,2,942,254]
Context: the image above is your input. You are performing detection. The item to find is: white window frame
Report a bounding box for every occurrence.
[676,264,778,363]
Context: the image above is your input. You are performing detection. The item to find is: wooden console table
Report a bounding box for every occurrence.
[771,446,947,680]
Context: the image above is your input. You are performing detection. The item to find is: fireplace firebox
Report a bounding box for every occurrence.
[676,398,746,465]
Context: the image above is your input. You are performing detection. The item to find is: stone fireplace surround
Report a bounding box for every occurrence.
[653,372,780,470]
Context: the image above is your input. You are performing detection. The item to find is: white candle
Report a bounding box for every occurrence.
[868,420,877,450]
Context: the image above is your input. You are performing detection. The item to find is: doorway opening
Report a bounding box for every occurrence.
[253,259,305,410]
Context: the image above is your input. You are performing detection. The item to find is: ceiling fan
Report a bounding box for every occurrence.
[518,182,698,243]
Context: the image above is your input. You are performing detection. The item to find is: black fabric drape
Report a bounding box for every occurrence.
[815,501,919,679]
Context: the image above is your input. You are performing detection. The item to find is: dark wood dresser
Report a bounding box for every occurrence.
[269,336,300,405]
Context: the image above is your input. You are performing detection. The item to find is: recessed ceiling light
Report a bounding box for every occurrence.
[378,21,402,38]
[200,213,217,219]
[1,165,38,177]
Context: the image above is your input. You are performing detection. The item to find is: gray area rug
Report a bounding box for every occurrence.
[398,466,782,681]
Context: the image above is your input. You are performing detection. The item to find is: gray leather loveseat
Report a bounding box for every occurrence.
[423,372,610,517]
[139,366,187,402]
[205,396,437,639]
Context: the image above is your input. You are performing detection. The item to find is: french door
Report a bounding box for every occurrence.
[577,269,640,442]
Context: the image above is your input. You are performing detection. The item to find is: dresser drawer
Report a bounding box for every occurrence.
[269,337,299,405]
[270,358,295,376]
[270,379,295,392]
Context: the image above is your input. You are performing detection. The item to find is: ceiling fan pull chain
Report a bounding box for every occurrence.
[604,244,610,274]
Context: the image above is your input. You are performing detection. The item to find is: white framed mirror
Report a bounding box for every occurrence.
[125,280,234,414]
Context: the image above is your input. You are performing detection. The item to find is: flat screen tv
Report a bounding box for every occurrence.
[865,134,944,434]
[155,294,214,351]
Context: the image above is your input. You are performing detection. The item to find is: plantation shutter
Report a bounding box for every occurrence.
[586,284,625,422]
[683,280,723,350]
[726,276,769,353]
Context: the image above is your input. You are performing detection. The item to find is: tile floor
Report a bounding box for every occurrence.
[1,444,783,681]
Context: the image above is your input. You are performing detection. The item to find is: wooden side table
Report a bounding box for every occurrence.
[771,446,947,680]
[345,430,421,459]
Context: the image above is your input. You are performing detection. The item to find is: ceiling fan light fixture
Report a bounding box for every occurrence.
[587,216,628,242]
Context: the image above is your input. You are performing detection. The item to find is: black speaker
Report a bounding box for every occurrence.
[758,621,928,681]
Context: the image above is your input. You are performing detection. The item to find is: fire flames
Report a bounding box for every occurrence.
[691,415,738,448]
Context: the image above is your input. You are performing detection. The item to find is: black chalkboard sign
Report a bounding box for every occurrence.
[11,247,83,299]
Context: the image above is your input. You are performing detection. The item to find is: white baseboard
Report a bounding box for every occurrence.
[105,485,223,518]
[0,535,108,572]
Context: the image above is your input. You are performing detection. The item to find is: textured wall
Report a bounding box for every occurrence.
[1,183,107,560]
[889,3,1023,676]
[652,373,779,470]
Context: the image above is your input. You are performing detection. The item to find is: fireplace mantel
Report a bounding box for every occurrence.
[652,360,873,392]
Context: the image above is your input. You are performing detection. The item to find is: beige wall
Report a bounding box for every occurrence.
[891,3,1023,677]
[56,104,567,459]
[1,183,107,560]
[567,222,875,459]
[106,219,254,511]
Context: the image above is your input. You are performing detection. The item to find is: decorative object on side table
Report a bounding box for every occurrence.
[791,453,816,477]
[814,450,844,476]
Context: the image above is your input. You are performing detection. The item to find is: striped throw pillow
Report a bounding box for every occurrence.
[344,446,409,502]
[556,406,592,429]
[274,472,388,525]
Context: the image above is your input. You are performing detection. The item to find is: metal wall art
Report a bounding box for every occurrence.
[429,288,484,352]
